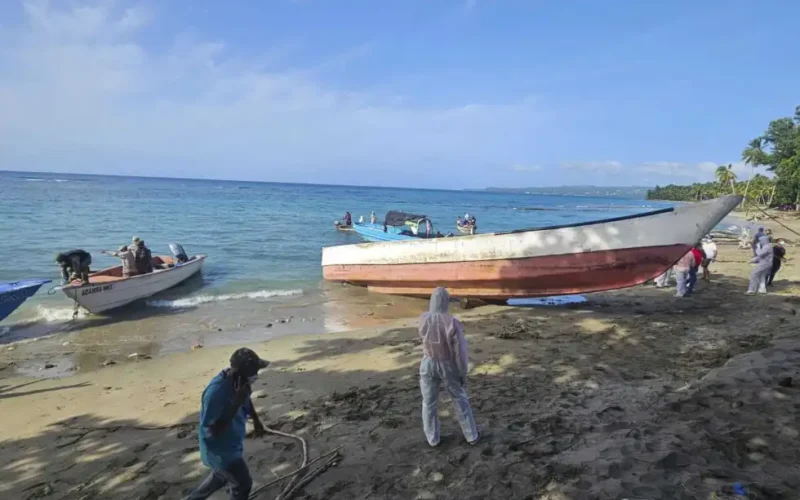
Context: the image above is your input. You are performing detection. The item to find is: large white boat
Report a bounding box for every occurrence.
[322,196,742,300]
[60,255,206,313]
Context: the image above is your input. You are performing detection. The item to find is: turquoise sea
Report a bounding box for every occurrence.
[0,170,727,376]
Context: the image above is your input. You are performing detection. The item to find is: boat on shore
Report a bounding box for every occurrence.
[0,279,51,322]
[353,211,438,242]
[322,195,742,300]
[60,255,206,313]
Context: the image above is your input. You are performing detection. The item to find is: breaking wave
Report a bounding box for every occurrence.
[147,289,303,309]
[31,305,87,322]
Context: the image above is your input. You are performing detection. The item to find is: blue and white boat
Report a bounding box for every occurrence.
[0,279,51,322]
[353,211,440,242]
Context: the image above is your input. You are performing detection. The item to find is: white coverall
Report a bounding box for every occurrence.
[418,287,479,446]
[748,235,773,294]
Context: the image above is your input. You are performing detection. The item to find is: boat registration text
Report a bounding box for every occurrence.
[82,284,114,296]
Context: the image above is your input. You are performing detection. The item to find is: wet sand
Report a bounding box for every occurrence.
[2,219,800,499]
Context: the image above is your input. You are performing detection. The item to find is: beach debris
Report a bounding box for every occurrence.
[102,360,116,367]
[778,376,793,387]
[128,353,152,360]
[192,342,204,350]
[44,363,55,369]
[492,318,532,339]
[266,323,273,328]
[61,341,70,346]
[217,328,223,332]
[429,471,444,483]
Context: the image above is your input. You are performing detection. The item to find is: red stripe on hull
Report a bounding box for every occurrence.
[322,244,691,299]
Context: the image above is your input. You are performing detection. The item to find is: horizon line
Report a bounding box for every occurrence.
[0,169,657,193]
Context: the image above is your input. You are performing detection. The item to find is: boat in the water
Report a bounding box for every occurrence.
[60,255,206,313]
[0,279,51,322]
[456,222,477,234]
[322,195,742,300]
[334,221,354,232]
[353,211,438,242]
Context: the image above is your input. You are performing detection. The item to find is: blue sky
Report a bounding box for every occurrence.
[0,0,798,189]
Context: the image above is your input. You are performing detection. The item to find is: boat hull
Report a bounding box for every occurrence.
[322,196,741,299]
[61,256,205,313]
[0,279,51,322]
[324,244,688,299]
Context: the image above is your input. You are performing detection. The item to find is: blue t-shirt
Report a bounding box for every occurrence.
[198,370,252,470]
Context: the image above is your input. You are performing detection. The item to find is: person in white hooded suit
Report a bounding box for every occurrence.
[747,235,773,294]
[418,287,480,447]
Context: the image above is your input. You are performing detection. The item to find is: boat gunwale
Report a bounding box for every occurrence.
[60,254,207,291]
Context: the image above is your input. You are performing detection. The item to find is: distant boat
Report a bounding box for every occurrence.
[322,195,742,300]
[60,255,206,314]
[0,279,51,322]
[353,211,438,242]
[456,222,477,234]
[334,221,354,232]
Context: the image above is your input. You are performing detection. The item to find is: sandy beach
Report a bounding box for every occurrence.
[2,219,800,499]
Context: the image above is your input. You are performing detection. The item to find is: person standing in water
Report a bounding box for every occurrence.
[418,287,479,447]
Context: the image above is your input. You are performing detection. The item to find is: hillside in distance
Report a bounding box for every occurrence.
[481,185,650,199]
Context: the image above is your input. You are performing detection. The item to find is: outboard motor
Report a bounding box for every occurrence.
[169,243,189,264]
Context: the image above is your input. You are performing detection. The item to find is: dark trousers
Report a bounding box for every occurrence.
[768,261,782,286]
[686,266,698,296]
[186,458,252,500]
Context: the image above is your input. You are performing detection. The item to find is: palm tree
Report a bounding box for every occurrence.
[715,164,738,194]
[741,138,765,206]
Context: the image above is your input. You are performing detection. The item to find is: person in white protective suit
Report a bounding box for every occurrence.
[418,287,480,447]
[747,235,773,294]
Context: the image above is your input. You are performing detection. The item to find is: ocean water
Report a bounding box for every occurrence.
[0,170,715,374]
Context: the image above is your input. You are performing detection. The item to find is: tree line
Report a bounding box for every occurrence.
[648,105,800,208]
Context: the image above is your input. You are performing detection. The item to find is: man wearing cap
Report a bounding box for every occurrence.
[102,245,137,278]
[131,236,153,275]
[186,348,269,500]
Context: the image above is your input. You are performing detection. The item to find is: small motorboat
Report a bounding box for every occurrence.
[0,279,51,322]
[323,195,742,299]
[456,223,477,234]
[334,221,354,232]
[353,211,438,242]
[60,254,206,314]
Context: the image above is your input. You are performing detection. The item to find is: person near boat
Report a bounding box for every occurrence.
[768,239,787,287]
[654,267,672,288]
[55,249,91,285]
[747,235,773,295]
[674,250,695,298]
[419,287,479,447]
[701,238,718,280]
[343,212,352,226]
[103,245,137,278]
[751,227,765,256]
[186,348,269,500]
[131,237,153,274]
[687,245,704,295]
[370,211,377,224]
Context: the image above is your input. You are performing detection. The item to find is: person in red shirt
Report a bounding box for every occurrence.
[687,245,705,295]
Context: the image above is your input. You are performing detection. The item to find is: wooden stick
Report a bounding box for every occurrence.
[267,426,308,500]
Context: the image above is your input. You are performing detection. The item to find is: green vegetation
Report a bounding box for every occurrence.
[648,105,800,207]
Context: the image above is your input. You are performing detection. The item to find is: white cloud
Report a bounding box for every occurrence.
[560,161,624,173]
[640,161,755,181]
[0,0,551,185]
[511,164,542,172]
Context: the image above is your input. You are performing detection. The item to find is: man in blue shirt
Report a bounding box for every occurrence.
[186,348,269,500]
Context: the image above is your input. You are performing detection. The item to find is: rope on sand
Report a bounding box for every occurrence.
[249,426,343,500]
[53,421,343,499]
